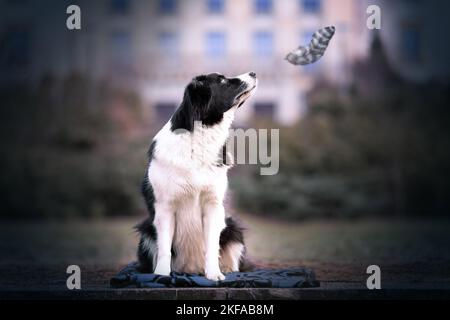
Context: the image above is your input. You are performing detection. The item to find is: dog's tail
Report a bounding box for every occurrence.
[134,218,158,272]
[239,253,258,272]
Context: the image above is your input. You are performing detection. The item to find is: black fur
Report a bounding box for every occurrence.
[171,73,249,131]
[135,218,157,272]
[147,140,156,160]
[141,177,155,220]
[220,217,254,272]
[136,139,157,272]
[220,217,245,246]
[141,140,156,220]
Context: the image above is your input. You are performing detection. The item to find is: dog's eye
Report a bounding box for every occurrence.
[218,76,227,84]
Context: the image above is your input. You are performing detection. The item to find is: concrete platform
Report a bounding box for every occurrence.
[2,286,450,300]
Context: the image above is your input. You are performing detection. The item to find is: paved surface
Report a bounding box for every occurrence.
[1,217,450,299]
[3,288,450,300]
[1,263,450,299]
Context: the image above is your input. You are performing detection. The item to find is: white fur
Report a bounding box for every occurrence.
[148,73,257,280]
[220,242,245,273]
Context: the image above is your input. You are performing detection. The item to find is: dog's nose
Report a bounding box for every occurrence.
[249,72,256,78]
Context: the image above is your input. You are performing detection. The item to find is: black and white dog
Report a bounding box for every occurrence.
[136,72,257,280]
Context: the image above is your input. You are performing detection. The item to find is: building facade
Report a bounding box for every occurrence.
[372,0,450,83]
[1,0,370,125]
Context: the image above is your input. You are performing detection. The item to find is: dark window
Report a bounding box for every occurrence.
[206,32,226,58]
[0,27,30,69]
[254,31,273,58]
[158,32,178,57]
[208,0,224,13]
[159,0,177,14]
[254,102,275,119]
[154,103,176,121]
[110,31,132,67]
[111,0,130,14]
[301,0,321,14]
[402,26,421,63]
[255,0,272,14]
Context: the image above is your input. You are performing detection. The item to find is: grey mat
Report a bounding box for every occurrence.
[110,262,320,288]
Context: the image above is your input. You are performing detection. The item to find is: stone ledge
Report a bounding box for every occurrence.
[2,288,450,300]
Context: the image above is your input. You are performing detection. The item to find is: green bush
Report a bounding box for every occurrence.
[0,74,152,219]
[231,83,450,219]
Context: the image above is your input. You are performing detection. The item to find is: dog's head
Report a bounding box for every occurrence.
[171,72,257,131]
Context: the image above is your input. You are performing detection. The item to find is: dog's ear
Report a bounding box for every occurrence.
[186,77,212,113]
[171,77,212,132]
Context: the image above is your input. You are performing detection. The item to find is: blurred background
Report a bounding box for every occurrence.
[1,0,450,292]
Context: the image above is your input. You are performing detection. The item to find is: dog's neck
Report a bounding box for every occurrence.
[155,108,235,169]
[190,108,235,166]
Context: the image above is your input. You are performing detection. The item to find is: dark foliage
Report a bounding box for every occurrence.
[0,73,151,219]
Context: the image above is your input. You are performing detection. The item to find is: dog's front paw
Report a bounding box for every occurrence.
[154,265,171,276]
[154,258,171,276]
[205,269,225,281]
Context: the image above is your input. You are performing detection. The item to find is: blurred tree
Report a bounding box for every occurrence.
[232,35,450,219]
[0,73,153,219]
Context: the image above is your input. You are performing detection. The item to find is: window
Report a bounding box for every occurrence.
[0,27,30,69]
[110,0,130,14]
[110,31,132,67]
[254,0,272,14]
[254,31,273,58]
[206,32,226,58]
[254,102,276,120]
[208,0,224,13]
[154,103,176,121]
[159,0,176,14]
[158,32,178,57]
[301,0,321,14]
[402,26,421,63]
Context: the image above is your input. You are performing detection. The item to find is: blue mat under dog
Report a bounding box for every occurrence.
[110,262,320,288]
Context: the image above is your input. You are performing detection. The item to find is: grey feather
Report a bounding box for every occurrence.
[285,26,335,66]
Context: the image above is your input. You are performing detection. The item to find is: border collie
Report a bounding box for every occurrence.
[136,72,257,280]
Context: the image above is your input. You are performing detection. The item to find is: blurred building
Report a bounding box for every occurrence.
[371,0,450,83]
[0,0,375,125]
